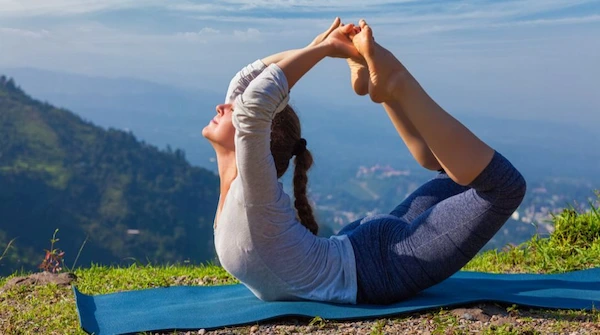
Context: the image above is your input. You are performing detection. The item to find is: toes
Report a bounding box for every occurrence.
[356,19,373,37]
[363,25,373,39]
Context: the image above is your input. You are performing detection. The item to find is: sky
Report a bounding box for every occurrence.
[0,0,599,127]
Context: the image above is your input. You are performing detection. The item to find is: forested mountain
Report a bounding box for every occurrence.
[0,76,219,276]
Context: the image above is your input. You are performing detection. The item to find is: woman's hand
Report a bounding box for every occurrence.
[307,17,341,47]
[304,17,360,59]
[323,24,361,59]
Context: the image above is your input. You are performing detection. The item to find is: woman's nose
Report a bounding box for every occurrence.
[215,104,224,115]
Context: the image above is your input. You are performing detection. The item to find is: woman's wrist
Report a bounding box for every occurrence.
[312,40,336,58]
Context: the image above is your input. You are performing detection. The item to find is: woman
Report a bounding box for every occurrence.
[202,19,526,305]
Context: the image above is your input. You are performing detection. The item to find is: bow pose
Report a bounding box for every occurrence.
[202,18,526,304]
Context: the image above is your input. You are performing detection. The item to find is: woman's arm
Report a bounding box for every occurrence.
[232,66,290,206]
[231,23,358,206]
[225,18,342,104]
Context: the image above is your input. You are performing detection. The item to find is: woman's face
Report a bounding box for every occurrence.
[202,103,235,151]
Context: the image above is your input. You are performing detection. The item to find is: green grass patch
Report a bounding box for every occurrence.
[465,204,600,273]
[0,263,235,335]
[75,263,236,295]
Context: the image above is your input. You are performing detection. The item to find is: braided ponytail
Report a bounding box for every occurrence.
[293,149,318,235]
[270,104,319,235]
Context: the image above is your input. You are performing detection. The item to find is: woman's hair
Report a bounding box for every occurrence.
[270,105,318,235]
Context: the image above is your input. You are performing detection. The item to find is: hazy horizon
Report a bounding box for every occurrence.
[1,64,598,134]
[2,65,599,189]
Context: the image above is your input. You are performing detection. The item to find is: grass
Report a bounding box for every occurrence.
[0,263,235,334]
[464,205,600,273]
[1,195,599,334]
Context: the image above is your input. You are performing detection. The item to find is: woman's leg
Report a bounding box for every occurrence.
[351,20,494,185]
[346,22,526,304]
[338,171,468,237]
[394,151,526,295]
[389,171,470,223]
[347,57,442,171]
[337,218,362,236]
[348,151,526,304]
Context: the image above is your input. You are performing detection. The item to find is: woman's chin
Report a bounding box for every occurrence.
[201,126,211,139]
[202,131,219,150]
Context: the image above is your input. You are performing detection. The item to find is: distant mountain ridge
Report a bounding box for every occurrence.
[0,67,222,170]
[0,76,219,276]
[4,67,598,183]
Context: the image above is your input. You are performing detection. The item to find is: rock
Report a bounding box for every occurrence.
[172,275,189,285]
[0,272,76,292]
[462,313,475,321]
[250,325,259,333]
[491,316,512,327]
[479,303,509,317]
[198,329,206,334]
[451,308,491,322]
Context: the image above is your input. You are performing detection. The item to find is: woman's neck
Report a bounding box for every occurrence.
[214,150,237,227]
[216,150,237,192]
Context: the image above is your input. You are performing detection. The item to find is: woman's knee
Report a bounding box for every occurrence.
[489,168,527,214]
[472,152,527,208]
[501,168,526,203]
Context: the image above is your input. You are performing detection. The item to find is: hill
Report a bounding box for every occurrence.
[0,67,222,169]
[0,76,219,276]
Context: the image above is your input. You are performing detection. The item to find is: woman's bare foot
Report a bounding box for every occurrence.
[352,20,408,103]
[347,57,369,96]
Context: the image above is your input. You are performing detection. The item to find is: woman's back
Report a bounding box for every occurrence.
[215,177,356,303]
[214,64,357,304]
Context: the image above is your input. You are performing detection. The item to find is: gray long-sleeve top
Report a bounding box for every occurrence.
[214,61,357,304]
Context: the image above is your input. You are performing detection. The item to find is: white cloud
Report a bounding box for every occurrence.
[1,0,595,23]
[507,14,600,27]
[170,0,600,39]
[375,14,600,37]
[0,27,49,38]
[233,28,261,41]
[0,0,157,17]
[169,0,415,12]
[175,27,220,42]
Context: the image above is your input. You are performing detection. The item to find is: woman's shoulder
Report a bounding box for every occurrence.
[233,65,290,118]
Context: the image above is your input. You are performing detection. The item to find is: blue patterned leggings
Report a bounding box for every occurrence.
[340,151,527,304]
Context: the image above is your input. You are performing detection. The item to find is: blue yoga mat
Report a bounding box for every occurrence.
[74,268,600,335]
